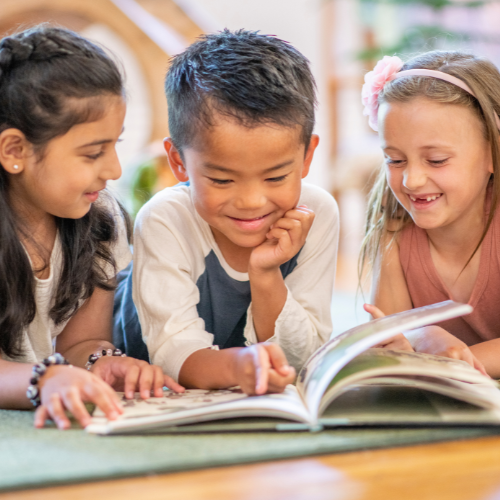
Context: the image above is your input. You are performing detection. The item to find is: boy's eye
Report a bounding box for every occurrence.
[209,178,232,185]
[267,175,288,182]
[429,158,448,165]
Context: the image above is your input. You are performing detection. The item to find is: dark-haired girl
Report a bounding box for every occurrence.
[0,26,183,430]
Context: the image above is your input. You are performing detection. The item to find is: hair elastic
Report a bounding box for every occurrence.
[361,55,500,131]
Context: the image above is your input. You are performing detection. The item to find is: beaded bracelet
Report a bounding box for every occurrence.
[26,353,70,407]
[85,348,126,371]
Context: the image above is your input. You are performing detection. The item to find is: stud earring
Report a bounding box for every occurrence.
[13,165,19,170]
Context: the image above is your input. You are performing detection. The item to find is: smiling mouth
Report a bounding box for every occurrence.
[228,213,272,231]
[408,194,442,203]
[229,214,269,222]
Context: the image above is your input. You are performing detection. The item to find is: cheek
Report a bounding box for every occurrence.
[192,183,225,215]
[385,168,409,206]
[274,179,302,209]
[385,167,401,192]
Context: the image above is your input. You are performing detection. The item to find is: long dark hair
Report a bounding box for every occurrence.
[0,26,128,358]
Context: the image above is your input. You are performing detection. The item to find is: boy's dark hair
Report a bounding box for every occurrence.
[0,25,128,358]
[165,29,317,153]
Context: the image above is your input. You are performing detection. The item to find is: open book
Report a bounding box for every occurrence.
[86,301,500,435]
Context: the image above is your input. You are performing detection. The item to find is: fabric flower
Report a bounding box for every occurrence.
[361,56,404,131]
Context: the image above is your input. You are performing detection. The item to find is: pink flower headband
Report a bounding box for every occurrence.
[361,55,500,131]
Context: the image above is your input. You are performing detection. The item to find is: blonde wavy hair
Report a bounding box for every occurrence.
[359,50,500,282]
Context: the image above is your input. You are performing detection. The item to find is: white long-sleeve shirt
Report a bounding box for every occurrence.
[133,182,339,380]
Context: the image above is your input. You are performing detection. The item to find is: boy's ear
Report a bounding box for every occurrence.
[301,134,320,179]
[164,138,189,182]
[0,128,29,174]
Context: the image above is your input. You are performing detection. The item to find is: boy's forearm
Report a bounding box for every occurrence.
[249,268,287,342]
[470,340,500,378]
[178,348,242,389]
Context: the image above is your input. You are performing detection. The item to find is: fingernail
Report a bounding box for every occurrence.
[110,411,119,419]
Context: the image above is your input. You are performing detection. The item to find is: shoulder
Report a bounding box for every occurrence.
[135,183,196,232]
[299,183,339,233]
[133,184,210,266]
[299,183,338,213]
[290,184,339,266]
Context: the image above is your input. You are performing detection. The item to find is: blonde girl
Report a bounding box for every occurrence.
[360,51,500,377]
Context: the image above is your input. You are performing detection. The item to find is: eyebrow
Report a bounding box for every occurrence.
[77,127,125,148]
[204,160,294,174]
[383,144,454,152]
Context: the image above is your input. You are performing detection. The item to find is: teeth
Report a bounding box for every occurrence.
[410,194,440,202]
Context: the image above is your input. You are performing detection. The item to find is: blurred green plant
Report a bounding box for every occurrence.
[359,0,485,9]
[131,159,158,218]
[353,0,500,61]
[357,25,470,60]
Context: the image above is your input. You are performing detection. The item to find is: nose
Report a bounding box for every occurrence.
[402,161,427,191]
[101,149,122,182]
[233,185,267,211]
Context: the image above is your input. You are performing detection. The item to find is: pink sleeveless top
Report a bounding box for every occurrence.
[399,206,500,345]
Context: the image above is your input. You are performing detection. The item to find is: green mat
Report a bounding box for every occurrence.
[2,409,500,492]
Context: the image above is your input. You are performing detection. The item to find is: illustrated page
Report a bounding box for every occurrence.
[296,300,473,418]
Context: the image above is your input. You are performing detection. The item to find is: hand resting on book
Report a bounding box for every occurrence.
[364,304,487,376]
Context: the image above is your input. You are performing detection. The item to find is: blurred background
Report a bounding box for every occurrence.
[2,0,499,333]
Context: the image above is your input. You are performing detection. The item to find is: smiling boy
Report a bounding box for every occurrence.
[115,30,339,394]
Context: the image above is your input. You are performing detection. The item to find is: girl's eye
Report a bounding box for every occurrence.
[386,159,404,166]
[86,151,104,160]
[267,175,287,182]
[209,178,232,185]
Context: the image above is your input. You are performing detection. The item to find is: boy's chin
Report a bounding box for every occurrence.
[229,233,268,249]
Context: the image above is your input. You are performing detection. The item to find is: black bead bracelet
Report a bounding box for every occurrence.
[85,348,126,370]
[26,353,70,407]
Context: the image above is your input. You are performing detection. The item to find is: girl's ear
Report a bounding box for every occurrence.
[0,128,29,174]
[164,138,189,182]
[301,134,320,179]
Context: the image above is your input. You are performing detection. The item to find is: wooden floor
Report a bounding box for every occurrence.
[3,435,500,500]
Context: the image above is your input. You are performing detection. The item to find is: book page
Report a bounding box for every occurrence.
[296,300,473,419]
[92,388,248,420]
[317,349,500,415]
[87,386,311,435]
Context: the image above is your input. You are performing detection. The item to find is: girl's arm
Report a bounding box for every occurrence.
[369,239,487,374]
[0,358,123,429]
[56,283,183,399]
[367,235,414,351]
[0,286,124,428]
[55,284,116,366]
[0,360,45,409]
[371,235,413,315]
[470,340,500,378]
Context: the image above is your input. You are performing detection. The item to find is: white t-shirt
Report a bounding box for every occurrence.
[133,182,339,380]
[5,193,132,363]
